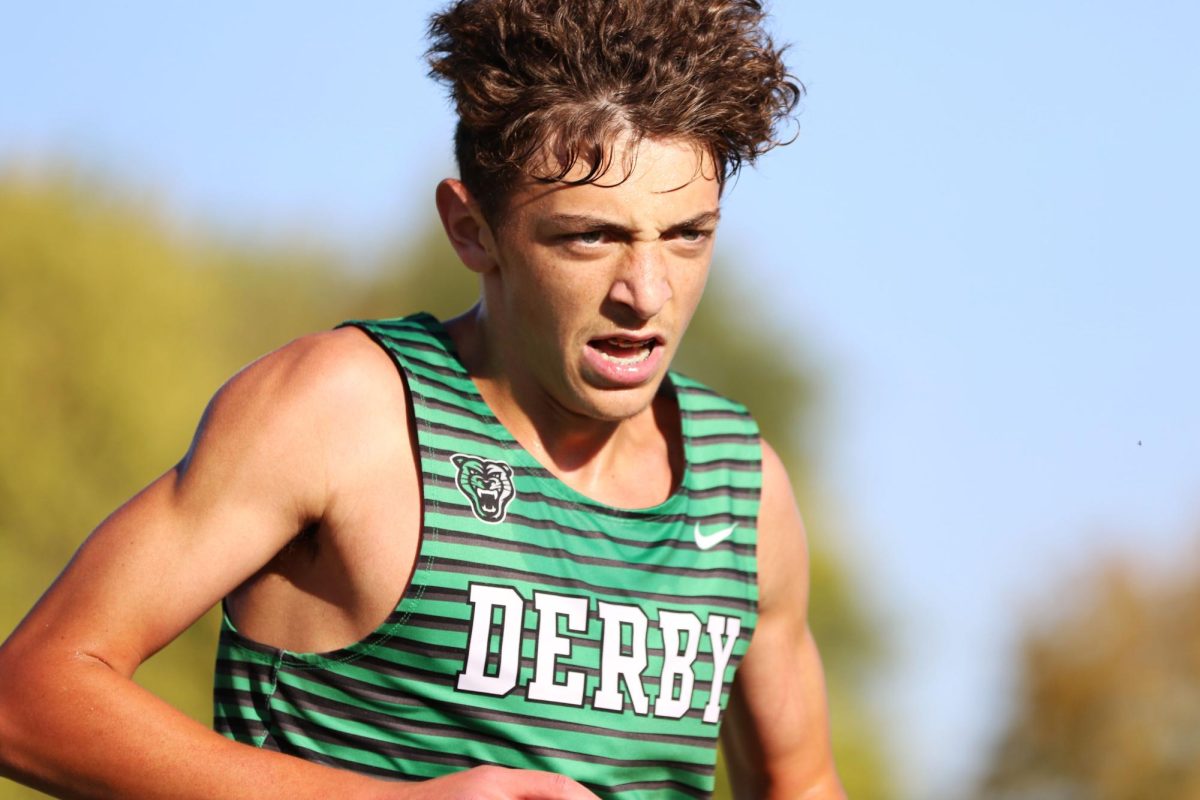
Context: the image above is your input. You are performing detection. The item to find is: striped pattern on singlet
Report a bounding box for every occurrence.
[213,313,762,799]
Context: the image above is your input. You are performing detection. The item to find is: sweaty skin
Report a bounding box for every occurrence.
[0,136,844,799]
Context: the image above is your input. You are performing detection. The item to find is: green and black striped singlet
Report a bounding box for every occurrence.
[214,314,762,799]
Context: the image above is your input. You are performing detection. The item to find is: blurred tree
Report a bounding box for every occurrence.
[974,549,1200,800]
[0,168,891,799]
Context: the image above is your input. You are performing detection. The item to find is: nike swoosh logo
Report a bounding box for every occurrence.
[693,523,737,551]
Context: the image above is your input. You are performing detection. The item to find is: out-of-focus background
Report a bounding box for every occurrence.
[1,2,1197,798]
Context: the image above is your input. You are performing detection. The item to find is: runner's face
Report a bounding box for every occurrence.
[484,136,720,422]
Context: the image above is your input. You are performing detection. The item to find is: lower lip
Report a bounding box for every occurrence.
[582,342,665,387]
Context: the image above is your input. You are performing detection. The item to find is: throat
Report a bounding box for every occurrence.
[534,389,685,508]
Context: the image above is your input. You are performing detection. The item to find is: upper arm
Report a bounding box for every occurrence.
[0,327,397,677]
[720,440,845,799]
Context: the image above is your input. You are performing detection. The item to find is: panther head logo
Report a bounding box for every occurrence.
[450,454,516,524]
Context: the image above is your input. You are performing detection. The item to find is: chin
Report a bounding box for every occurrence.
[571,382,663,423]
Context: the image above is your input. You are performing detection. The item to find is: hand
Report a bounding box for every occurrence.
[390,765,602,799]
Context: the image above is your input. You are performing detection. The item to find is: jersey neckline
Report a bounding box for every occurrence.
[408,312,692,518]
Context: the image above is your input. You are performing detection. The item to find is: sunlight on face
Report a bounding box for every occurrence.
[480,135,721,423]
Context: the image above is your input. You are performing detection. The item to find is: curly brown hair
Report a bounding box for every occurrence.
[426,0,802,221]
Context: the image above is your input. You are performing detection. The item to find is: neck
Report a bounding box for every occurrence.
[443,305,682,506]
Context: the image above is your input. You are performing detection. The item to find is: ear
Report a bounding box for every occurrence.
[435,178,498,274]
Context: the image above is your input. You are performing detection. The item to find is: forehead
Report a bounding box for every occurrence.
[503,136,721,224]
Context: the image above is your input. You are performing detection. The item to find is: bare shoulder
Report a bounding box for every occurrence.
[189,327,407,480]
[136,321,410,560]
[756,439,810,615]
[204,326,402,436]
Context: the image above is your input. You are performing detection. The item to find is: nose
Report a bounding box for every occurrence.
[608,244,672,320]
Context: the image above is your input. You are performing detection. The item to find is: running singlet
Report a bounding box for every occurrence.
[213,313,762,799]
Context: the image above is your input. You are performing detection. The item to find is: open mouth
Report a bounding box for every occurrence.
[588,336,661,365]
[477,488,499,514]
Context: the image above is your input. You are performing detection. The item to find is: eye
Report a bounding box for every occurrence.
[572,230,605,245]
[676,228,711,243]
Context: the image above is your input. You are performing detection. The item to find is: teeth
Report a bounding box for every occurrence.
[598,347,652,364]
[589,336,657,367]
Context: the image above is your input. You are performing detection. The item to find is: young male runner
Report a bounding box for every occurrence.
[0,1,846,797]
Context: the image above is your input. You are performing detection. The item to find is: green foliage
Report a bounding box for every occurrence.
[974,551,1200,800]
[0,168,891,798]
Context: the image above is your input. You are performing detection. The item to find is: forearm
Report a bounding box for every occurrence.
[0,649,601,800]
[0,650,387,800]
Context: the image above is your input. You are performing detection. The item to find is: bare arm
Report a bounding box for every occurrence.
[720,442,847,800]
[0,329,597,800]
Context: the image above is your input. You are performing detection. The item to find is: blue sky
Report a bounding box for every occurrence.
[4,2,1198,796]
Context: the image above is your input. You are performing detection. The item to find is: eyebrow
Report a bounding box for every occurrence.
[546,210,721,231]
[668,210,722,230]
